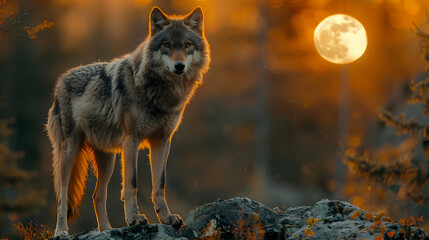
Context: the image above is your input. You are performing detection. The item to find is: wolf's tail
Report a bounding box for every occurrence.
[47,99,94,221]
[66,142,93,220]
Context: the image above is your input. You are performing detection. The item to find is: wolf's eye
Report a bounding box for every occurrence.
[185,43,191,48]
[163,42,170,48]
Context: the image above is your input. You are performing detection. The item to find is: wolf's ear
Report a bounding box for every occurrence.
[184,7,204,35]
[150,7,169,35]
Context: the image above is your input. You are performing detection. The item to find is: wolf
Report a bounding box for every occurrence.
[46,6,210,236]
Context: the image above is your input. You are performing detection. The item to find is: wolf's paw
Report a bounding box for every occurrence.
[166,214,183,229]
[54,230,68,237]
[127,214,149,226]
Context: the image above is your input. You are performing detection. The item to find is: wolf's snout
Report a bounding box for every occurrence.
[174,62,185,74]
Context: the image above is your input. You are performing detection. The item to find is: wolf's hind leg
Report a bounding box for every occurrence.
[54,137,81,236]
[121,136,148,226]
[149,138,183,229]
[93,150,115,232]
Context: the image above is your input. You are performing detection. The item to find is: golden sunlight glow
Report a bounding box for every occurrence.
[133,0,152,7]
[314,14,367,64]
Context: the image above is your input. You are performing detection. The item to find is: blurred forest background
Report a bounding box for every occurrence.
[1,0,429,238]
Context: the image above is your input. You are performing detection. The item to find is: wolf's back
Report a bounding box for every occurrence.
[58,63,108,97]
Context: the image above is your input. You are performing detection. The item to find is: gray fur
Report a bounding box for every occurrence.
[47,6,210,236]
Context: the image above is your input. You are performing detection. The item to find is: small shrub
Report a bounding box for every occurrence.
[14,221,52,240]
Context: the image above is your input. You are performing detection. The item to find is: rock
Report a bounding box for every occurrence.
[51,224,188,240]
[185,197,301,239]
[51,198,428,240]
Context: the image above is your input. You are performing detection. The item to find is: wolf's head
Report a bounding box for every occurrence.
[145,7,210,78]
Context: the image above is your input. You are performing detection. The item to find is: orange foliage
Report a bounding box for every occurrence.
[303,217,321,237]
[398,216,423,227]
[350,210,361,219]
[230,214,265,240]
[200,213,265,240]
[364,213,374,220]
[24,20,54,39]
[396,216,424,239]
[383,216,394,223]
[303,227,315,237]
[14,221,52,240]
[199,220,222,240]
[306,217,321,225]
[367,215,387,240]
[387,231,396,238]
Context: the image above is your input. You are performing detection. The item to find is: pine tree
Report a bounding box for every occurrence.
[0,115,45,236]
[344,24,429,204]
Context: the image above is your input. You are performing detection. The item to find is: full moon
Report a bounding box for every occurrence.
[314,14,367,64]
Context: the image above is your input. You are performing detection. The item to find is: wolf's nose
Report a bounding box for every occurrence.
[174,62,185,72]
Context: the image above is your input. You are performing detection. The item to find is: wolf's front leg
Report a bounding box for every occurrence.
[122,136,148,226]
[149,138,183,229]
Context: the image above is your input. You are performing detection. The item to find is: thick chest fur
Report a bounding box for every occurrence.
[131,108,182,141]
[128,71,197,141]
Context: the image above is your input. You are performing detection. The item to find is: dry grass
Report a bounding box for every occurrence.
[14,221,52,240]
[199,212,265,240]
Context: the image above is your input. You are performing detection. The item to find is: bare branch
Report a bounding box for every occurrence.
[0,8,29,32]
[376,107,423,135]
[0,8,61,47]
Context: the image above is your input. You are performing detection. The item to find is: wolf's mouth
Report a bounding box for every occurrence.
[174,70,184,75]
